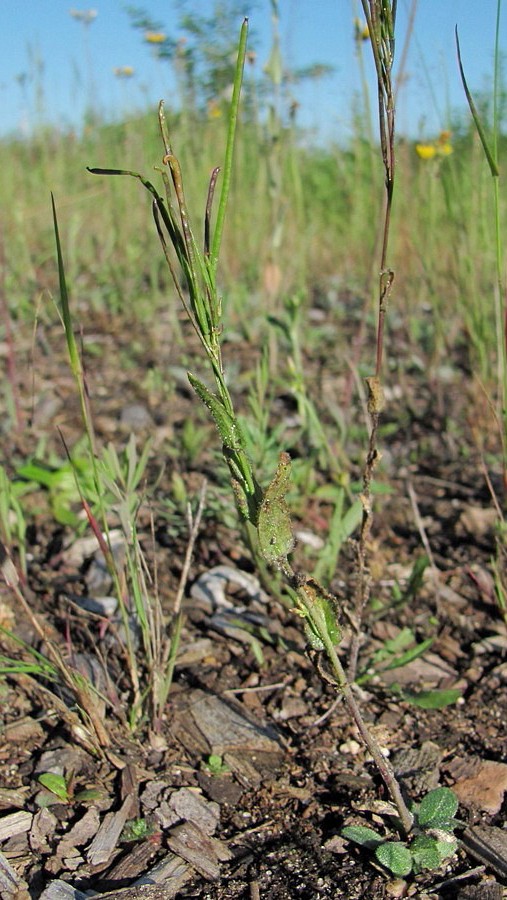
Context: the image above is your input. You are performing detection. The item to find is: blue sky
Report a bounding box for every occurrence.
[0,1,502,141]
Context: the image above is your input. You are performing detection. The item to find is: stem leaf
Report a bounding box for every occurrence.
[187,372,245,451]
[258,451,295,566]
[455,27,499,177]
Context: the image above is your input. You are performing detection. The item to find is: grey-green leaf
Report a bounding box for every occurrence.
[410,835,443,873]
[341,825,384,849]
[417,787,458,828]
[188,372,245,451]
[375,841,413,876]
[258,452,295,566]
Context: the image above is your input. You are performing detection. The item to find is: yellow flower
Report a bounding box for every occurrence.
[416,143,436,160]
[416,130,453,161]
[207,100,222,119]
[113,66,135,78]
[144,31,166,44]
[437,142,453,157]
[353,18,370,41]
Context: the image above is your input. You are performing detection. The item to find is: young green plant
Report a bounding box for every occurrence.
[89,14,413,833]
[343,786,459,877]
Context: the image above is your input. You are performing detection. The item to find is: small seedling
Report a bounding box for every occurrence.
[202,754,230,776]
[121,817,155,842]
[37,772,102,808]
[37,773,69,803]
[342,786,460,877]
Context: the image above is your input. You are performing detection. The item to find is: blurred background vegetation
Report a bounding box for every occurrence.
[1,0,506,393]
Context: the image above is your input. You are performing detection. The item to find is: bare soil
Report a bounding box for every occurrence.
[1,306,506,900]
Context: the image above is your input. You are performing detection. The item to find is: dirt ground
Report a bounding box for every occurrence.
[1,304,507,900]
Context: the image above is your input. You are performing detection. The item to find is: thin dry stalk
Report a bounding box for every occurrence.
[349,0,397,682]
[172,479,208,617]
[407,478,442,610]
[153,479,208,727]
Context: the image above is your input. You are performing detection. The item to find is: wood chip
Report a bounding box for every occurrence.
[0,788,30,811]
[62,807,101,847]
[156,787,219,835]
[190,692,281,755]
[0,811,33,842]
[392,740,443,793]
[136,851,193,887]
[29,809,59,854]
[453,759,507,815]
[166,820,232,880]
[104,838,162,882]
[0,848,29,899]
[460,825,507,880]
[2,717,44,745]
[89,884,188,900]
[120,765,141,820]
[39,879,89,900]
[86,798,132,867]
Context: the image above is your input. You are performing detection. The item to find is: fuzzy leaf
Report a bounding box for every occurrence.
[257,452,295,566]
[417,787,458,828]
[188,373,245,451]
[301,577,341,650]
[375,841,413,876]
[434,837,459,859]
[341,825,384,849]
[410,835,443,873]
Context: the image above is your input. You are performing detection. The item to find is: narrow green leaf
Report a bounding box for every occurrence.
[16,462,59,489]
[405,554,429,600]
[51,194,82,380]
[401,688,462,709]
[187,373,245,451]
[264,40,283,86]
[87,166,166,199]
[74,788,103,803]
[455,27,499,177]
[383,637,434,671]
[375,627,414,659]
[210,18,248,275]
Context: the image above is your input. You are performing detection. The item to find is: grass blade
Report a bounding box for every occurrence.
[455,27,499,177]
[209,17,248,277]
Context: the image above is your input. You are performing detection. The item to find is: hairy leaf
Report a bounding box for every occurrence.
[417,787,458,828]
[188,373,245,451]
[375,841,413,876]
[258,452,295,566]
[341,825,384,849]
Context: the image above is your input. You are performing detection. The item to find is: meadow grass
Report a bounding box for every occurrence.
[1,106,504,382]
